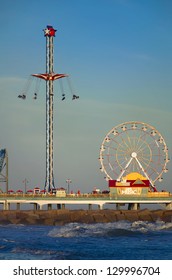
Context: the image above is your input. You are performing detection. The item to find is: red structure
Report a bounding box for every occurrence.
[109,179,150,188]
[108,172,153,196]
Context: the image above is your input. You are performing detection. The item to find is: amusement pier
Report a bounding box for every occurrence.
[0,191,172,211]
[0,26,172,213]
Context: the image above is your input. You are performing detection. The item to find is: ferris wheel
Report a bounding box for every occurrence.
[99,121,169,187]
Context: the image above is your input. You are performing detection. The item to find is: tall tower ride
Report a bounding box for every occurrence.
[32,25,67,192]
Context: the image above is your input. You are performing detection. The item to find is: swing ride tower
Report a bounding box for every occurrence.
[32,25,68,192]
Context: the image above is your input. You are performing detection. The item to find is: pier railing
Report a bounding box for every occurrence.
[0,193,171,201]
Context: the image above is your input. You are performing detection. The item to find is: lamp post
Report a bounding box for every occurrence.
[66,179,71,194]
[23,178,28,194]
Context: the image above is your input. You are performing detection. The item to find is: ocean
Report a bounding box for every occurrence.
[0,220,172,260]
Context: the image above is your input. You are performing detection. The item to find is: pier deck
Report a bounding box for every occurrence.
[0,194,172,210]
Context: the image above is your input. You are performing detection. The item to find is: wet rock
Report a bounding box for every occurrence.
[77,213,95,224]
[43,218,54,226]
[91,213,105,223]
[162,210,172,222]
[137,209,153,222]
[115,211,126,221]
[0,209,172,225]
[70,210,85,223]
[149,210,164,222]
[8,218,21,224]
[103,210,118,222]
[123,211,139,222]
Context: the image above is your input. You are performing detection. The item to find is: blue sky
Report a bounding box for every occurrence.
[0,0,172,193]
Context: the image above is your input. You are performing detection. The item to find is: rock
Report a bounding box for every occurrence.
[103,210,118,222]
[0,209,171,225]
[123,211,139,222]
[162,210,172,222]
[8,218,21,224]
[115,211,126,221]
[149,210,164,221]
[137,209,153,222]
[77,212,95,224]
[70,210,85,223]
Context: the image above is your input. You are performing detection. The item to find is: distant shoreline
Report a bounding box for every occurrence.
[0,209,172,226]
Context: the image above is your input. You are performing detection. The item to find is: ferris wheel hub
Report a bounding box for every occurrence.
[131,152,137,158]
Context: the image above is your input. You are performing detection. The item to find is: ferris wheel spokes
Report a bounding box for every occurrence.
[117,156,133,181]
[134,155,154,188]
[116,151,154,188]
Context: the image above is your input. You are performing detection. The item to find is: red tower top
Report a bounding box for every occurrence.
[43,25,57,37]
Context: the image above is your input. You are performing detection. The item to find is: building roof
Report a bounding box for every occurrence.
[123,172,147,181]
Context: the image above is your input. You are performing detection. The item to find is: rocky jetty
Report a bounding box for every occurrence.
[0,209,172,226]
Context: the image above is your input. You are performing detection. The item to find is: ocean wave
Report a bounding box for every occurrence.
[0,224,24,228]
[11,247,56,255]
[10,247,70,259]
[2,238,15,243]
[48,220,172,238]
[131,220,172,233]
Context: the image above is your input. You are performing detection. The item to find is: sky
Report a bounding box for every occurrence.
[0,0,172,193]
